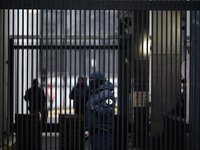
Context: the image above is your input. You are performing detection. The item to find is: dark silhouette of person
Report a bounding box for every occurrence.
[172,79,186,118]
[69,76,90,115]
[24,79,48,123]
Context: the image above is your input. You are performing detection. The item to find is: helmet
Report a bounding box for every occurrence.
[90,71,104,80]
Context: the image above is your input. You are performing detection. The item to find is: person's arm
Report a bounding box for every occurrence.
[43,90,47,105]
[85,108,89,136]
[24,91,27,100]
[69,87,75,99]
[94,97,115,119]
[24,90,31,111]
[85,86,90,101]
[24,90,29,101]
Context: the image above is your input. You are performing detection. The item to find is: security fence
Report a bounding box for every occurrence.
[0,0,200,150]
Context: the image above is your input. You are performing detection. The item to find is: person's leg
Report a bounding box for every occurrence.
[90,133,94,150]
[42,105,48,123]
[100,131,113,150]
[94,131,102,150]
[108,131,113,150]
[91,131,113,150]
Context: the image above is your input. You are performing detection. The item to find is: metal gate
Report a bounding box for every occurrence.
[1,0,200,150]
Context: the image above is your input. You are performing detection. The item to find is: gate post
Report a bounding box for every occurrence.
[0,10,3,143]
[190,10,200,150]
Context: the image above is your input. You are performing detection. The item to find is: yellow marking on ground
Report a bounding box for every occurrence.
[0,136,16,150]
[48,109,74,118]
[51,109,74,114]
[49,108,118,118]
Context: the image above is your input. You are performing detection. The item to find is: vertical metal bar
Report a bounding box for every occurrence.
[126,8,130,150]
[10,39,14,149]
[93,8,96,150]
[26,6,29,150]
[29,9,33,150]
[11,2,15,148]
[5,6,9,150]
[131,8,135,150]
[146,9,149,150]
[21,5,25,150]
[59,4,63,150]
[31,6,34,150]
[74,8,77,150]
[94,8,97,150]
[103,5,106,150]
[183,8,187,150]
[179,7,183,150]
[189,7,192,150]
[198,9,200,149]
[174,7,178,150]
[98,8,101,150]
[122,9,125,150]
[170,7,173,150]
[63,8,67,150]
[40,2,44,150]
[176,8,180,150]
[69,8,72,150]
[63,9,66,150]
[9,14,15,145]
[108,8,111,150]
[50,6,53,150]
[78,7,81,150]
[17,7,20,150]
[83,5,86,150]
[112,8,116,150]
[155,7,158,150]
[136,9,139,149]
[9,6,12,149]
[92,7,95,149]
[164,8,168,150]
[45,8,48,150]
[150,8,154,150]
[36,6,39,150]
[2,3,5,148]
[4,7,8,150]
[141,8,144,149]
[55,4,58,150]
[2,10,7,149]
[160,8,163,150]
[6,8,10,150]
[96,8,100,150]
[86,7,90,150]
[117,6,120,150]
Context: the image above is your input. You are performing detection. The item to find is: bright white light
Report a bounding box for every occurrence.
[143,39,150,56]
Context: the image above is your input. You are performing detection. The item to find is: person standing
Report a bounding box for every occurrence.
[85,71,115,150]
[24,79,48,123]
[69,76,90,115]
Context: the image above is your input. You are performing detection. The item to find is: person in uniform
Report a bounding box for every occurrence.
[85,71,115,150]
[24,79,48,123]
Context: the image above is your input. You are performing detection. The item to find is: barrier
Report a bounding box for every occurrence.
[59,114,84,150]
[15,114,41,150]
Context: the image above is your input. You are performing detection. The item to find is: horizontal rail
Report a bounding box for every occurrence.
[1,1,200,10]
[10,35,121,40]
[12,45,119,50]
